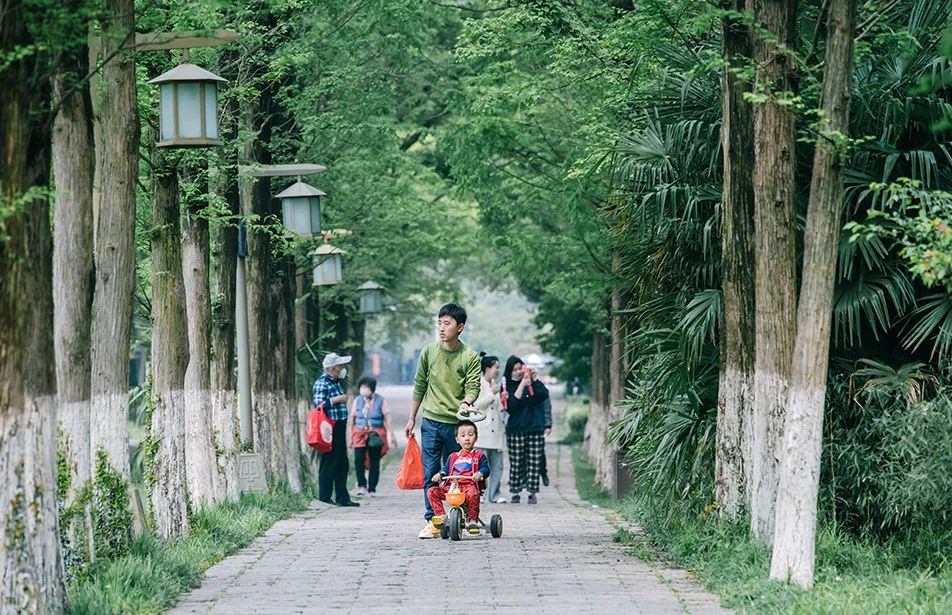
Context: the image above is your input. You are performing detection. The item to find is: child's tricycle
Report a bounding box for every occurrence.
[434,476,503,541]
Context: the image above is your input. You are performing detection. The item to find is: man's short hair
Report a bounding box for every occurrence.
[438,303,467,325]
[456,419,478,436]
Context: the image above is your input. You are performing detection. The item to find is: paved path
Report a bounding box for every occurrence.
[168,386,729,615]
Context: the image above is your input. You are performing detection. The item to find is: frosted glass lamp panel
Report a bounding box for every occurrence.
[205,84,218,139]
[177,83,202,138]
[159,84,175,141]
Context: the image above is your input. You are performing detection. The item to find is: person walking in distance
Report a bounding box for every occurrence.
[405,303,481,538]
[347,376,399,496]
[504,355,549,504]
[474,353,507,503]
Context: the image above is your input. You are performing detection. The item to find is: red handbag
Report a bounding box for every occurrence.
[306,404,335,454]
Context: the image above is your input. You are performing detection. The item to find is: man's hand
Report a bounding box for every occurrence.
[544,427,551,437]
[404,416,415,439]
[473,473,483,481]
[457,401,472,414]
[332,393,349,404]
[431,472,443,483]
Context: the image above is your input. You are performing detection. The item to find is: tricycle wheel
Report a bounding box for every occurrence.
[439,523,449,540]
[448,507,463,541]
[490,514,503,538]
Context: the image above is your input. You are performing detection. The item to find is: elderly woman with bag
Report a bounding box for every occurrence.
[347,376,399,496]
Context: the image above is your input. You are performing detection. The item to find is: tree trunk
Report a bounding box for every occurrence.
[750,0,798,547]
[182,176,221,507]
[210,168,239,501]
[584,330,613,486]
[0,3,69,604]
[52,40,96,570]
[771,0,854,587]
[89,0,137,545]
[716,0,756,521]
[149,159,191,539]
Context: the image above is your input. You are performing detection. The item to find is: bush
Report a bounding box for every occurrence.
[562,404,589,444]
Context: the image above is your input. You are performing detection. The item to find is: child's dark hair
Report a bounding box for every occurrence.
[479,352,499,373]
[438,303,467,325]
[504,355,524,381]
[456,419,478,436]
[357,376,377,392]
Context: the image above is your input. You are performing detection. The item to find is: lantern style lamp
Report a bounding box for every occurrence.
[312,244,344,286]
[149,62,226,148]
[276,181,325,238]
[357,281,384,315]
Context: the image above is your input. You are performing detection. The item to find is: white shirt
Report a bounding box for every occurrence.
[473,377,505,450]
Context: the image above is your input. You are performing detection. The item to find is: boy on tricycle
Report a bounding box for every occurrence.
[427,420,499,538]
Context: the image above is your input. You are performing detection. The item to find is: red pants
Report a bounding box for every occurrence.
[427,481,481,521]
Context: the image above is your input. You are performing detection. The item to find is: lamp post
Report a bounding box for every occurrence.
[312,244,344,286]
[236,164,326,488]
[276,180,326,238]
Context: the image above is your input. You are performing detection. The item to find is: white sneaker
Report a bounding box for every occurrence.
[354,487,368,496]
[494,496,508,504]
[418,521,439,539]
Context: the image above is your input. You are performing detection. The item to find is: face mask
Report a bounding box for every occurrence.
[359,387,372,397]
[339,367,348,379]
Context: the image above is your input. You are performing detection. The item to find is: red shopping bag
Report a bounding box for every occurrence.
[395,434,424,490]
[306,404,334,454]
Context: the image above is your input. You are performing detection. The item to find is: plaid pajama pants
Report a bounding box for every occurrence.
[507,431,545,494]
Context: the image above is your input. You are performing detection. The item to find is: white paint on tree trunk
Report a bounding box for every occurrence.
[89,392,131,481]
[716,368,752,518]
[150,389,190,540]
[1,394,67,613]
[751,369,788,545]
[770,385,824,586]
[282,393,302,493]
[57,400,94,563]
[211,390,240,502]
[183,388,219,508]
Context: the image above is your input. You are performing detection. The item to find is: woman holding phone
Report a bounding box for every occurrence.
[503,355,549,504]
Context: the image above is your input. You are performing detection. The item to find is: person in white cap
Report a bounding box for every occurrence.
[313,352,359,507]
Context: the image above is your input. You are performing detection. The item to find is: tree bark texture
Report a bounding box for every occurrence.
[52,41,97,568]
[771,0,855,587]
[90,0,138,488]
[584,330,613,486]
[149,160,191,539]
[716,0,757,521]
[0,4,69,605]
[210,169,239,501]
[750,0,799,547]
[182,188,222,507]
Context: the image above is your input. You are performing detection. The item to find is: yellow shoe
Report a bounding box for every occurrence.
[431,515,444,526]
[418,521,439,539]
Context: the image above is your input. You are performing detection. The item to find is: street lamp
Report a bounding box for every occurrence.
[357,281,384,315]
[312,244,344,286]
[276,180,325,238]
[149,60,226,147]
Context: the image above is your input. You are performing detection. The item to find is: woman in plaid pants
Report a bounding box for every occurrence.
[503,355,549,505]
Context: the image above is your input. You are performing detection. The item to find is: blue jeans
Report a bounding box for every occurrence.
[421,417,460,520]
[478,448,504,503]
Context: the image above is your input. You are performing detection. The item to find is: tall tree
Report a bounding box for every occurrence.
[52,19,96,566]
[0,0,69,608]
[750,0,799,546]
[149,157,191,539]
[716,0,756,520]
[771,0,855,587]
[182,165,222,505]
[89,0,138,543]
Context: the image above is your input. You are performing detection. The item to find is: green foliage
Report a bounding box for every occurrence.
[91,449,133,562]
[561,403,589,445]
[68,485,313,615]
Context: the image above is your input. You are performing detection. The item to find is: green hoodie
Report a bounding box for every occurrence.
[412,341,481,424]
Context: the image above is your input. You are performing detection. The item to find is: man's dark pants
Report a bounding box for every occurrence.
[421,417,461,520]
[319,420,351,504]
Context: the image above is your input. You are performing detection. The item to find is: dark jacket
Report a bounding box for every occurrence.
[505,379,549,434]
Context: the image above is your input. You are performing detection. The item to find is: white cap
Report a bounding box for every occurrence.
[322,353,352,369]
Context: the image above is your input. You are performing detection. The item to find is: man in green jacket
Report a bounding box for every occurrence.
[404,303,481,538]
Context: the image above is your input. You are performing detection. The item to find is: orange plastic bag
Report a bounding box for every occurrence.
[395,434,424,490]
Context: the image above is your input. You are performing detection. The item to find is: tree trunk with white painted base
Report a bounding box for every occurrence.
[89,0,138,548]
[0,20,69,603]
[183,197,222,507]
[211,170,240,501]
[771,0,854,588]
[750,0,799,547]
[52,36,96,570]
[716,0,756,520]
[149,160,191,539]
